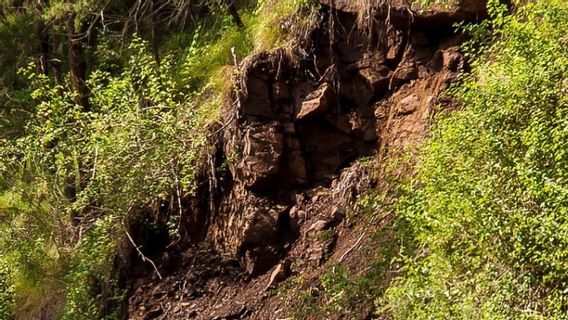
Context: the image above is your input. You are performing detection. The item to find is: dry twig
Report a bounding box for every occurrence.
[124,223,163,280]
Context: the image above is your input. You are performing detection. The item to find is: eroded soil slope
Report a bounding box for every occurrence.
[128,1,486,319]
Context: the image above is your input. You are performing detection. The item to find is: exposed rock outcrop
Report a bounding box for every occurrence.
[210,0,471,277]
[128,0,485,318]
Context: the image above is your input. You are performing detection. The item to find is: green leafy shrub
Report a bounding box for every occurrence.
[61,215,123,320]
[0,37,215,319]
[249,0,319,52]
[0,0,327,317]
[382,0,568,318]
[0,0,320,317]
[0,261,14,320]
[173,0,319,93]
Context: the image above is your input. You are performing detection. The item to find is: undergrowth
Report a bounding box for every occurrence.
[0,0,319,318]
[285,0,568,319]
[380,0,568,318]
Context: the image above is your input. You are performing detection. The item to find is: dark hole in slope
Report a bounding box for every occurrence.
[126,216,171,279]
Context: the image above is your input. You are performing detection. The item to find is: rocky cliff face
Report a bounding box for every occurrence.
[128,1,486,319]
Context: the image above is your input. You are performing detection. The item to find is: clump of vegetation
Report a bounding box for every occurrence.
[380,0,568,318]
[0,0,318,319]
[0,261,14,320]
[285,216,407,320]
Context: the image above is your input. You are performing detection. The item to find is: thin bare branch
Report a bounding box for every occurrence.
[124,222,163,280]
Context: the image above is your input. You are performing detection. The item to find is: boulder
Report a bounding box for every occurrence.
[239,123,283,189]
[244,76,272,116]
[359,64,391,95]
[296,83,335,120]
[397,94,420,115]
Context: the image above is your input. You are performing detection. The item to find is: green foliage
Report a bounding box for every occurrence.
[288,263,382,319]
[0,4,39,139]
[173,0,319,92]
[0,37,215,319]
[6,37,208,218]
[319,266,359,315]
[249,0,319,52]
[288,215,407,319]
[0,260,14,320]
[315,228,335,242]
[0,186,65,320]
[382,0,568,318]
[0,0,319,318]
[0,6,37,90]
[61,216,123,320]
[411,0,454,10]
[176,19,252,92]
[80,38,211,212]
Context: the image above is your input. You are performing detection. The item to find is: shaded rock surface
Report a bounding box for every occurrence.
[127,0,482,319]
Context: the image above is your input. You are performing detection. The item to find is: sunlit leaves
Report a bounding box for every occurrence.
[384,0,568,318]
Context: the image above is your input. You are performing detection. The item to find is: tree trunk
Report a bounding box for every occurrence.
[150,0,161,66]
[37,21,50,76]
[50,33,64,95]
[66,12,90,110]
[226,1,244,29]
[65,13,90,226]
